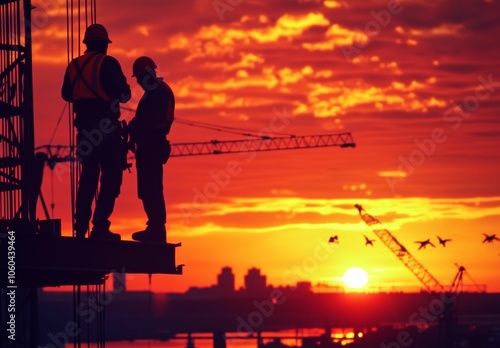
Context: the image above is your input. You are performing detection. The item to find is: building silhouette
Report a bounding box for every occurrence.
[216,266,235,295]
[244,267,267,294]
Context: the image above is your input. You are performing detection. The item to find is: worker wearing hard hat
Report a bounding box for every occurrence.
[128,56,175,243]
[62,23,131,241]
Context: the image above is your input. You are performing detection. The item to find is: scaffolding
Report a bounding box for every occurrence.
[1,1,37,347]
[0,2,182,347]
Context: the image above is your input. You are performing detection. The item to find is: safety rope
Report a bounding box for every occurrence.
[66,0,103,346]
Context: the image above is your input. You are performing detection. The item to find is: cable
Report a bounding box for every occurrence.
[48,103,67,146]
[175,117,295,137]
[175,117,293,138]
[176,118,264,137]
[464,270,484,292]
[120,105,296,138]
[148,274,152,348]
[50,166,55,217]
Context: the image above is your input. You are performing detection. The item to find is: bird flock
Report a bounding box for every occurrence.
[327,233,500,251]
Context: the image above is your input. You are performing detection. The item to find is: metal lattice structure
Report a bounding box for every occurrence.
[0,0,35,224]
[169,133,356,156]
[35,132,356,159]
[354,204,445,293]
[1,2,37,348]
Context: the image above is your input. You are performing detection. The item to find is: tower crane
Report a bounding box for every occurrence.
[0,1,357,346]
[32,133,355,220]
[36,132,355,158]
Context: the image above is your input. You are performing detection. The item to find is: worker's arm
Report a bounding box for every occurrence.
[101,56,131,104]
[159,83,175,135]
[61,68,73,102]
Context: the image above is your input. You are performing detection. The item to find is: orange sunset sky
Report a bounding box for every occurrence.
[31,0,500,293]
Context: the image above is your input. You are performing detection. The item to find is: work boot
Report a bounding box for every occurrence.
[132,225,166,243]
[90,219,121,242]
[75,230,87,239]
[74,222,88,239]
[90,228,121,241]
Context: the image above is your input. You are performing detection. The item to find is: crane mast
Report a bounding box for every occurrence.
[449,265,465,295]
[354,204,445,293]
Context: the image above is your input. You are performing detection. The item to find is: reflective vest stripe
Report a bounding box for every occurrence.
[68,53,111,101]
[90,55,103,94]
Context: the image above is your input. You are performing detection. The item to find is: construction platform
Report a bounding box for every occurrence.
[1,228,183,288]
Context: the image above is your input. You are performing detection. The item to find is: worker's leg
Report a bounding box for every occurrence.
[74,138,100,238]
[91,136,123,240]
[142,140,170,227]
[139,161,166,228]
[133,145,167,242]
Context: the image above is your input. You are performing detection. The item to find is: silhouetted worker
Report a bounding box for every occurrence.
[128,56,174,243]
[62,23,131,241]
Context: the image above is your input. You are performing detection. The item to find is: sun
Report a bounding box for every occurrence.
[343,267,369,289]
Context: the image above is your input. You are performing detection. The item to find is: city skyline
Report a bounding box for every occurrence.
[89,264,483,296]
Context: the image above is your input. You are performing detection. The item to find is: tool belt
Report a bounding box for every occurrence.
[117,120,132,171]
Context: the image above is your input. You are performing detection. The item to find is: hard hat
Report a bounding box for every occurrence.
[83,24,112,44]
[132,56,157,77]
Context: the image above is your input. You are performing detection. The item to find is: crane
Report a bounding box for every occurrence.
[449,263,485,293]
[354,204,485,293]
[450,264,465,294]
[32,133,355,220]
[1,2,357,346]
[35,132,355,159]
[354,204,485,348]
[354,203,445,293]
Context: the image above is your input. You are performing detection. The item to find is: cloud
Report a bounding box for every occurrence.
[29,0,500,292]
[170,196,500,236]
[303,23,369,51]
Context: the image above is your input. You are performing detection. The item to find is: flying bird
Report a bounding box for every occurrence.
[396,245,408,257]
[415,239,435,250]
[482,234,499,243]
[437,236,452,247]
[364,235,375,246]
[328,235,339,244]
